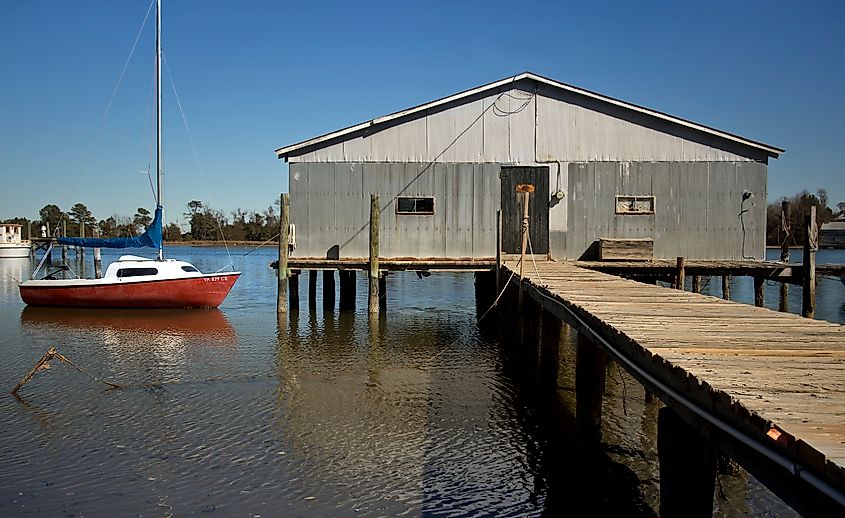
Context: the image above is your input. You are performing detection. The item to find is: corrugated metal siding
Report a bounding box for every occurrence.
[561,161,766,260]
[289,88,761,164]
[289,162,500,258]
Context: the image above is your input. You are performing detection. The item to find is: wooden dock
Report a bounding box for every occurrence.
[503,259,845,515]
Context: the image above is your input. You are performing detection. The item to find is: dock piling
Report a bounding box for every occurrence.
[93,227,102,279]
[323,270,336,311]
[575,332,607,447]
[658,407,717,517]
[308,270,317,310]
[722,275,731,300]
[289,270,300,312]
[675,256,685,290]
[276,193,289,316]
[754,277,765,307]
[369,194,380,314]
[802,206,817,318]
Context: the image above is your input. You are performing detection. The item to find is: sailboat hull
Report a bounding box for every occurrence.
[19,273,240,308]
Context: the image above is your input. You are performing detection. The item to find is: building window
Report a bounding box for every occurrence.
[396,196,435,215]
[615,195,655,215]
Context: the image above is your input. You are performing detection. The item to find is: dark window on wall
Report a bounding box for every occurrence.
[116,267,159,278]
[396,196,435,215]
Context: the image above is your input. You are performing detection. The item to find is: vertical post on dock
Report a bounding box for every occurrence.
[308,270,317,310]
[277,193,289,316]
[675,257,685,290]
[78,221,85,277]
[93,227,102,279]
[576,332,607,447]
[754,277,765,307]
[496,209,502,296]
[61,220,68,267]
[517,186,532,313]
[780,201,790,312]
[658,407,717,517]
[802,205,817,319]
[692,275,702,293]
[722,275,731,300]
[289,270,300,312]
[369,194,380,315]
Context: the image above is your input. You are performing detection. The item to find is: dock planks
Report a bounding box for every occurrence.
[504,259,845,495]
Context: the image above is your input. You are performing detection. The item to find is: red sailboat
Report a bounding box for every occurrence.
[18,0,239,309]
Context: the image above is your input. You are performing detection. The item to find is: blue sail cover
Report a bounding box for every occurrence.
[58,206,163,249]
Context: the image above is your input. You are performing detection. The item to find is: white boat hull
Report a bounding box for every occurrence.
[0,244,30,259]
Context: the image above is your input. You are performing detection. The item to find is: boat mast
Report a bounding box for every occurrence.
[155,0,163,261]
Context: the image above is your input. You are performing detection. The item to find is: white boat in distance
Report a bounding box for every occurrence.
[18,0,240,308]
[0,224,30,259]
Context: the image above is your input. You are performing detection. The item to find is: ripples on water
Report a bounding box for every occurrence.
[0,247,842,516]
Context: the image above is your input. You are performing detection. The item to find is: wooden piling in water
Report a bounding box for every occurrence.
[61,221,68,267]
[323,270,336,311]
[276,193,289,316]
[308,270,317,310]
[369,194,380,314]
[675,256,685,290]
[722,275,730,300]
[575,332,607,446]
[692,275,702,293]
[495,209,502,296]
[539,308,561,388]
[78,222,85,277]
[754,276,765,307]
[378,274,387,311]
[658,407,717,517]
[93,227,102,279]
[802,206,816,319]
[289,270,300,312]
[339,270,356,311]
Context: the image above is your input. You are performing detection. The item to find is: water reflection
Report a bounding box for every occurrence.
[21,306,235,342]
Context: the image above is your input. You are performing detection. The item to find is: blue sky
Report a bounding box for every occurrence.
[2,0,843,226]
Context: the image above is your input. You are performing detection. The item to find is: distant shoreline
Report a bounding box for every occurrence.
[165,240,272,247]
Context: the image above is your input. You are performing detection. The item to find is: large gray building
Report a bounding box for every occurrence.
[276,72,782,261]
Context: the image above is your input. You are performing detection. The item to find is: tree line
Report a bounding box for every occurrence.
[765,189,844,247]
[3,190,843,246]
[2,199,282,243]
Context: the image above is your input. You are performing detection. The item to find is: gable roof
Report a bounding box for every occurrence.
[275,72,783,160]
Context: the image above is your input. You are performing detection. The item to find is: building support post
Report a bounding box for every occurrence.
[276,193,289,316]
[369,194,380,315]
[721,275,730,300]
[692,275,702,293]
[289,270,300,312]
[802,206,817,319]
[323,270,336,311]
[658,407,717,517]
[675,256,685,290]
[339,270,356,311]
[576,332,607,448]
[378,273,387,311]
[308,270,317,310]
[754,276,765,307]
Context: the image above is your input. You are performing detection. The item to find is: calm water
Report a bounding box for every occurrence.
[0,246,842,516]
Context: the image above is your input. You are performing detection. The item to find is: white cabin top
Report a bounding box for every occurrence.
[1,224,26,244]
